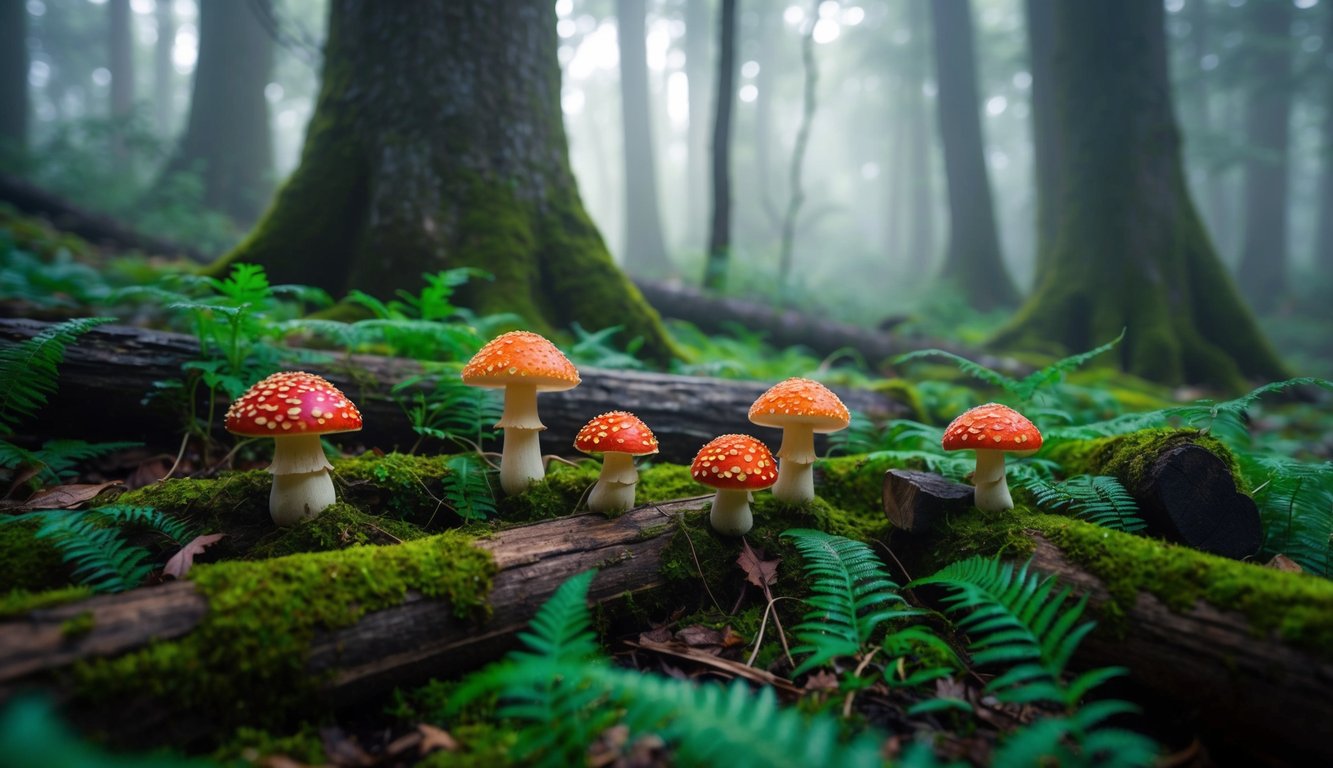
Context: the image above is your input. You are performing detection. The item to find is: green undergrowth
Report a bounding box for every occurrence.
[0,585,92,618]
[930,509,1333,660]
[73,531,496,726]
[1046,428,1246,492]
[248,502,429,559]
[0,519,67,591]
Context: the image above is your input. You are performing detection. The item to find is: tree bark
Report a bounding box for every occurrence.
[209,1,675,365]
[0,319,906,465]
[616,0,671,277]
[684,0,711,247]
[1235,0,1293,313]
[903,0,935,272]
[1024,0,1059,274]
[0,0,28,154]
[882,469,973,532]
[108,0,133,120]
[991,0,1285,388]
[929,0,1018,310]
[703,0,737,292]
[160,0,273,224]
[153,0,175,137]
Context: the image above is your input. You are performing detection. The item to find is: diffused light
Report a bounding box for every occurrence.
[558,19,576,38]
[1165,0,1184,12]
[26,0,45,16]
[562,88,585,115]
[265,82,284,102]
[860,162,879,180]
[813,18,841,44]
[819,1,840,17]
[28,60,49,88]
[1201,53,1219,70]
[667,71,689,126]
[1296,0,1318,9]
[647,20,672,70]
[739,83,758,102]
[741,60,760,78]
[1012,71,1032,89]
[989,150,1010,171]
[174,24,198,73]
[130,0,152,13]
[555,0,573,16]
[91,67,111,86]
[841,6,865,26]
[783,5,805,27]
[985,95,1008,116]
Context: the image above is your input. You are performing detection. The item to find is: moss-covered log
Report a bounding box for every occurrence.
[0,318,906,463]
[207,1,675,364]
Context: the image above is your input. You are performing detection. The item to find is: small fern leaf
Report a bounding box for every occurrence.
[893,348,1017,395]
[1026,475,1146,533]
[441,454,497,521]
[0,317,113,434]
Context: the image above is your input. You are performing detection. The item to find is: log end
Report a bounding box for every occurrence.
[882,469,975,532]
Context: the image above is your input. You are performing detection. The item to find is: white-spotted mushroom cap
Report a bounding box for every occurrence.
[690,434,778,491]
[225,371,362,436]
[941,403,1042,455]
[574,411,659,456]
[460,331,580,391]
[748,377,851,433]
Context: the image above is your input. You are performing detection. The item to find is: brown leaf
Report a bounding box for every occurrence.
[737,540,780,588]
[162,534,226,579]
[417,723,459,755]
[639,625,673,644]
[676,625,724,648]
[803,670,840,692]
[719,625,747,649]
[23,481,121,510]
[1267,554,1304,573]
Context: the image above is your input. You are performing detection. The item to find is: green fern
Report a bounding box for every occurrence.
[1025,475,1147,533]
[1248,455,1333,576]
[13,505,197,593]
[393,365,502,450]
[992,701,1158,768]
[442,454,498,522]
[0,316,112,435]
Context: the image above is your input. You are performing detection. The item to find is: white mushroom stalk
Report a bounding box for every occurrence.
[587,452,639,513]
[772,424,817,504]
[269,434,336,525]
[708,489,755,536]
[971,449,1014,513]
[496,383,545,496]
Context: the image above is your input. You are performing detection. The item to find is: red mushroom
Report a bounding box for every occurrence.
[225,371,363,526]
[461,331,581,495]
[748,377,851,504]
[574,411,659,513]
[691,434,778,536]
[941,403,1042,512]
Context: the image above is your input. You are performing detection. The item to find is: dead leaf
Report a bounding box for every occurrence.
[639,625,673,644]
[737,540,780,588]
[803,670,840,692]
[1267,554,1304,573]
[676,625,724,649]
[719,626,747,649]
[258,757,313,768]
[162,534,226,579]
[417,723,459,755]
[23,481,121,510]
[319,726,373,767]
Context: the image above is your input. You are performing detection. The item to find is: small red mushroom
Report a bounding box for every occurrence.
[941,403,1042,512]
[691,434,778,536]
[574,411,659,513]
[225,371,363,526]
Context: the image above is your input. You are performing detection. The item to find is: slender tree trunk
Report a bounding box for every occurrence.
[753,1,780,230]
[1025,0,1060,274]
[211,0,675,364]
[703,0,737,291]
[1235,0,1293,312]
[993,0,1285,388]
[616,0,671,277]
[108,0,133,169]
[929,0,1019,309]
[0,0,27,155]
[1316,2,1333,283]
[685,0,710,246]
[161,0,273,224]
[153,0,175,137]
[904,0,935,271]
[776,0,818,297]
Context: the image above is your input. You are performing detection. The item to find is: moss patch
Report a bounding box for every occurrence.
[248,502,428,559]
[0,586,93,618]
[213,723,328,766]
[0,519,69,591]
[74,531,497,726]
[1046,428,1245,491]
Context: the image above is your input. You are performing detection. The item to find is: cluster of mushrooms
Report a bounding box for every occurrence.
[224,330,1042,534]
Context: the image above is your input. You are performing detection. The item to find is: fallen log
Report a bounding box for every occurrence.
[881,469,974,532]
[0,318,906,464]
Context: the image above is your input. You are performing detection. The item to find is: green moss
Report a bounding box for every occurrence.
[815,455,904,520]
[74,531,496,726]
[214,723,328,765]
[1046,427,1245,491]
[417,722,518,768]
[59,611,95,639]
[868,378,929,423]
[248,502,428,559]
[0,519,69,591]
[497,461,601,522]
[0,586,93,618]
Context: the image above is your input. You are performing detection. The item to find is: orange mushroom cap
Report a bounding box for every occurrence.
[574,411,659,456]
[690,434,778,491]
[461,331,580,391]
[748,377,851,432]
[225,371,363,437]
[941,403,1042,452]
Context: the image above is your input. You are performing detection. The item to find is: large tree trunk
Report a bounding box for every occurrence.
[702,0,737,292]
[929,0,1018,310]
[617,0,671,278]
[0,0,27,154]
[152,0,175,137]
[210,1,675,365]
[1024,0,1059,274]
[1235,0,1293,313]
[160,0,274,224]
[992,0,1285,388]
[684,0,711,247]
[903,0,935,272]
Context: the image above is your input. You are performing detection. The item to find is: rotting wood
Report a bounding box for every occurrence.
[881,468,974,532]
[0,318,906,464]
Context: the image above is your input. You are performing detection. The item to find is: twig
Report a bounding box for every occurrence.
[654,503,723,614]
[160,432,191,482]
[743,537,794,667]
[746,595,799,668]
[842,646,881,718]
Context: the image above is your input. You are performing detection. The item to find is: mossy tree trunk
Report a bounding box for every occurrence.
[992,0,1285,388]
[929,0,1018,309]
[161,0,274,224]
[617,0,671,278]
[212,0,674,363]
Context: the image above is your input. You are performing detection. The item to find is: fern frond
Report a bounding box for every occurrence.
[893,349,1015,393]
[1025,475,1146,533]
[0,317,113,434]
[1249,455,1333,576]
[1011,330,1124,403]
[24,506,195,593]
[782,529,918,675]
[441,454,497,522]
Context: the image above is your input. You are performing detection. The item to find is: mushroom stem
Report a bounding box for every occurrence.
[588,452,640,512]
[776,424,817,464]
[497,383,543,429]
[771,459,815,504]
[971,449,1013,512]
[269,469,336,527]
[500,426,545,495]
[709,488,755,536]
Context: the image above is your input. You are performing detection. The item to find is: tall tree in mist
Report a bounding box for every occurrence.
[1235,0,1294,312]
[1025,0,1060,271]
[162,0,274,223]
[153,0,175,136]
[930,0,1018,309]
[109,0,133,119]
[1318,2,1333,284]
[903,0,935,269]
[685,0,710,245]
[703,0,737,291]
[214,0,674,362]
[617,0,671,276]
[0,0,27,154]
[994,0,1284,387]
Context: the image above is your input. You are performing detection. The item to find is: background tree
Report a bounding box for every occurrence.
[161,0,274,224]
[994,0,1284,387]
[702,0,737,291]
[108,0,132,167]
[616,0,671,277]
[214,0,674,363]
[930,0,1018,309]
[1318,1,1333,284]
[153,0,175,137]
[1235,0,1294,312]
[1025,0,1060,271]
[684,0,710,247]
[903,0,936,272]
[0,0,27,155]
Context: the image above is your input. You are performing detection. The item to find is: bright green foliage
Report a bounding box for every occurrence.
[393,365,502,451]
[0,315,112,434]
[0,438,141,488]
[442,454,498,521]
[1024,475,1146,533]
[1248,455,1333,576]
[991,702,1158,768]
[453,570,885,768]
[13,505,196,593]
[0,695,210,768]
[563,322,649,370]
